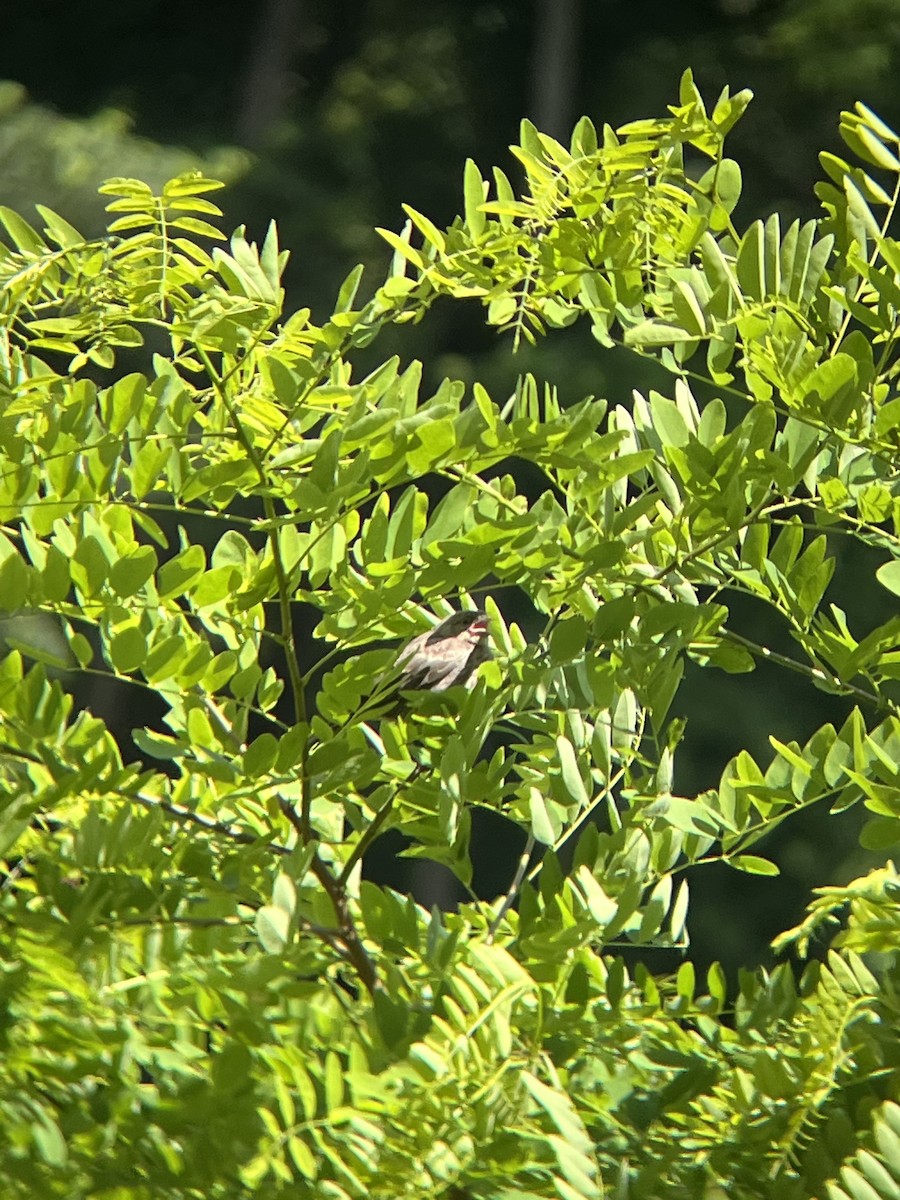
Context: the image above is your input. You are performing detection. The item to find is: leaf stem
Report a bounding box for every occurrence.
[722,628,886,711]
[195,345,311,832]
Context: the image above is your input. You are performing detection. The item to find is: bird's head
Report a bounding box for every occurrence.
[426,610,489,644]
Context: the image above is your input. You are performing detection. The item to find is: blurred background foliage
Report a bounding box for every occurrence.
[3,0,900,976]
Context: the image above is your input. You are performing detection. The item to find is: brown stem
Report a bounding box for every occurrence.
[136,791,292,855]
[279,798,380,995]
[195,346,311,836]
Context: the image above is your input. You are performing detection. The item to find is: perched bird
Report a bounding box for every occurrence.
[394,610,492,693]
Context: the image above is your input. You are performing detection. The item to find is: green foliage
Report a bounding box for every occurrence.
[4,70,900,1196]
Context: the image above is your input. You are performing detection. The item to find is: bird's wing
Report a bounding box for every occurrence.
[413,645,468,690]
[394,630,427,669]
[412,641,489,690]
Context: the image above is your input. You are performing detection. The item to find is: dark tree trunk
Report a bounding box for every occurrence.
[235,0,304,148]
[531,0,581,141]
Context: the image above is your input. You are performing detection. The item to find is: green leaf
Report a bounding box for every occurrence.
[0,205,47,252]
[401,204,446,253]
[244,732,278,776]
[35,204,84,249]
[529,787,557,845]
[0,546,29,609]
[714,157,742,212]
[557,735,589,807]
[728,855,780,876]
[109,545,158,597]
[256,905,290,952]
[624,320,694,347]
[70,535,110,597]
[376,225,425,270]
[706,961,727,1006]
[31,1113,67,1167]
[272,872,297,916]
[463,158,486,238]
[876,560,900,598]
[158,544,207,599]
[488,294,517,325]
[109,624,148,673]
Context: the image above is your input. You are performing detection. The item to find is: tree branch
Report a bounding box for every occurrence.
[278,797,380,995]
[722,629,889,713]
[136,790,292,855]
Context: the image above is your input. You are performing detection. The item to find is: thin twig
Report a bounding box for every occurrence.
[278,797,380,995]
[722,629,887,712]
[525,711,646,888]
[487,830,535,943]
[196,346,311,833]
[135,790,291,855]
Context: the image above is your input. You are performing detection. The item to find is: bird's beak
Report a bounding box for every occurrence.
[469,616,489,636]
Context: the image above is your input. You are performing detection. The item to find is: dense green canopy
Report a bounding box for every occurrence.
[3,68,900,1196]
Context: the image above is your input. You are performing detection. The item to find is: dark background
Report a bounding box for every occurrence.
[4,0,900,975]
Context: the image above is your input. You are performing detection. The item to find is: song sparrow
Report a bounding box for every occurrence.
[393,611,491,693]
